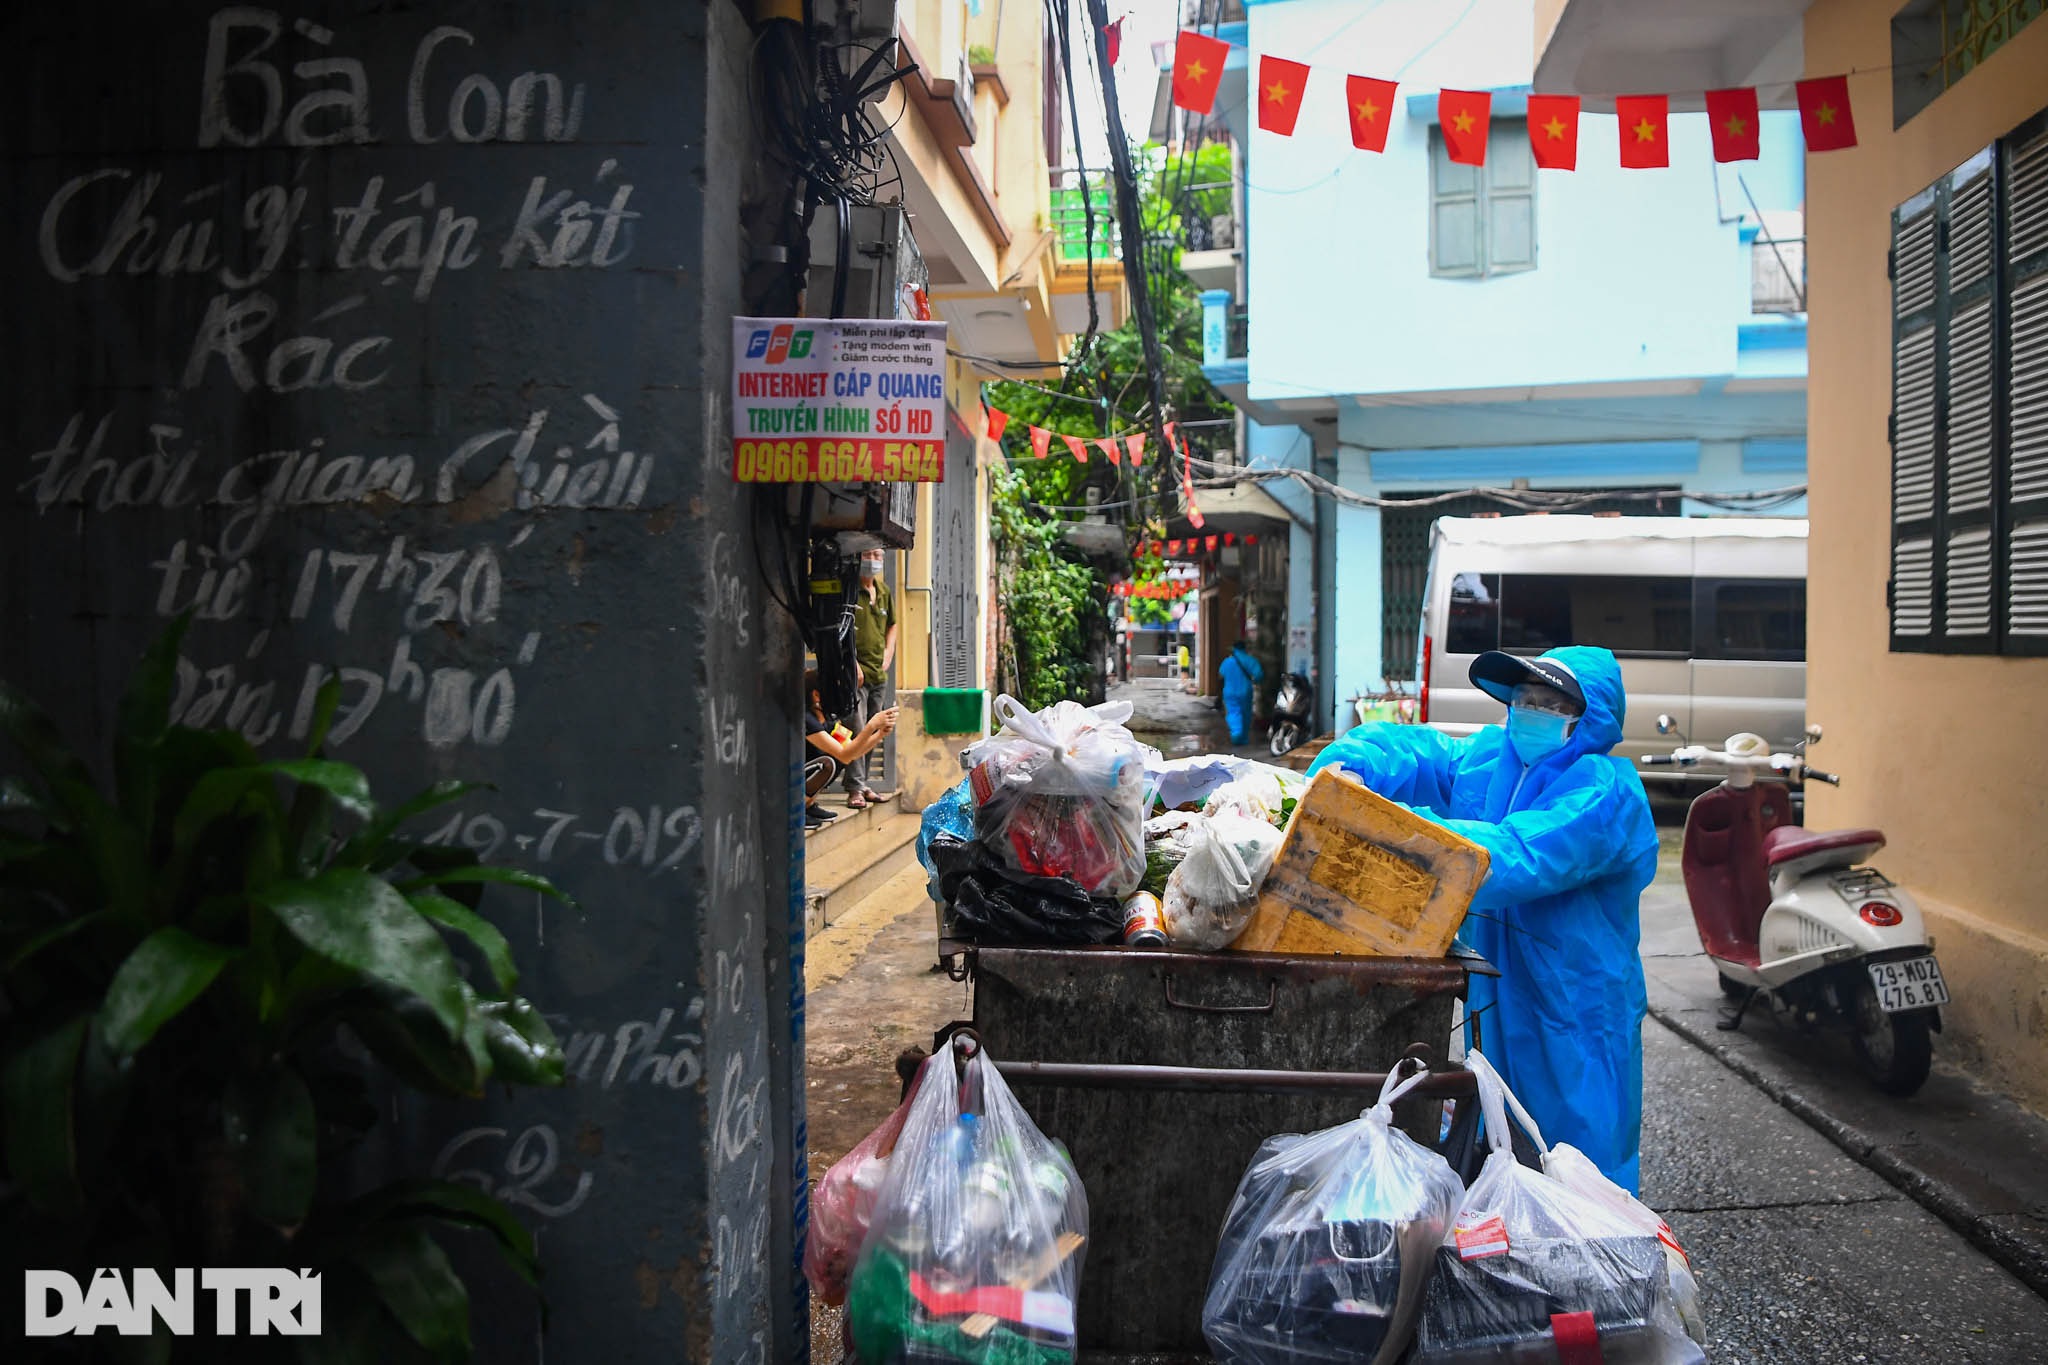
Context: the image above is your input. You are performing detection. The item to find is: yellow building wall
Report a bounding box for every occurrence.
[1803,1,2048,1109]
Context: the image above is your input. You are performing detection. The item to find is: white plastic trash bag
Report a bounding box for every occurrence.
[959,694,1157,898]
[1162,812,1282,949]
[848,1033,1090,1363]
[1410,1051,1705,1365]
[1204,1065,1466,1365]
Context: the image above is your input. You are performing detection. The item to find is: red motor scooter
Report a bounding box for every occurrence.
[1644,721,1946,1096]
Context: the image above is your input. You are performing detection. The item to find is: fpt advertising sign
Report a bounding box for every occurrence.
[729,317,949,483]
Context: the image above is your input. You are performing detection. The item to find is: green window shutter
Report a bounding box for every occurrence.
[1430,129,1482,278]
[1890,185,1941,648]
[2004,118,2048,653]
[1487,119,1536,274]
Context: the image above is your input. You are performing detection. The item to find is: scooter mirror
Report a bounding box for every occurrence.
[1656,714,1676,735]
[1805,724,1824,745]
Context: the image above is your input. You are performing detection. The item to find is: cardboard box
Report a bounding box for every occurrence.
[1233,769,1490,956]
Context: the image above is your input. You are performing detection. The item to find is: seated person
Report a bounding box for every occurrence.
[803,669,898,828]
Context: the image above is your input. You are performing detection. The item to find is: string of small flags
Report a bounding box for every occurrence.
[982,403,1210,530]
[1171,28,1860,166]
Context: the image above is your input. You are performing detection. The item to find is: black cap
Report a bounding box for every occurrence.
[1469,651,1586,712]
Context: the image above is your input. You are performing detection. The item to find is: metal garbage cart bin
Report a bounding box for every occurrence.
[952,942,1480,1357]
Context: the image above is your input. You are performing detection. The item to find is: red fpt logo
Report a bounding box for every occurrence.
[765,324,795,364]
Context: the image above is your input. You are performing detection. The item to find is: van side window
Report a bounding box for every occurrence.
[1448,573,1500,653]
[1498,574,1693,655]
[1701,579,1807,661]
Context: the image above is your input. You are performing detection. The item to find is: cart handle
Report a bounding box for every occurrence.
[1163,972,1278,1014]
[992,1058,1477,1099]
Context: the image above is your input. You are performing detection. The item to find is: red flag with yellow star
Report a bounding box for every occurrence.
[1796,75,1857,151]
[1095,437,1121,466]
[1704,87,1760,162]
[985,407,1009,442]
[1346,75,1397,152]
[1616,93,1669,169]
[1438,90,1491,166]
[1527,93,1580,170]
[1126,433,1146,466]
[1172,30,1229,115]
[1062,433,1089,463]
[1258,56,1310,135]
[1029,425,1051,459]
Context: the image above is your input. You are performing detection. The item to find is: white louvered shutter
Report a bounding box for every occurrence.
[1890,189,1941,644]
[2005,123,2048,651]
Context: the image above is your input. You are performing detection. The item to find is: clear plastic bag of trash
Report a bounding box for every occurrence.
[959,695,1156,898]
[1161,813,1282,950]
[1148,754,1305,820]
[1202,768,1290,826]
[849,1034,1089,1364]
[1411,1051,1704,1365]
[1203,1064,1466,1365]
[807,1055,932,1307]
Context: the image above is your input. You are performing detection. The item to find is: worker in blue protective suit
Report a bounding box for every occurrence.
[1307,645,1658,1191]
[1219,640,1263,746]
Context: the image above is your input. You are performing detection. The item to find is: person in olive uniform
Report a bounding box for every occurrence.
[843,548,897,807]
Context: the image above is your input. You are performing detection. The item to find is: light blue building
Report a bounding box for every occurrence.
[1163,0,1809,731]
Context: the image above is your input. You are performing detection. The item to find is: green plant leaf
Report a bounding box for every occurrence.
[352,1224,471,1362]
[350,1178,541,1286]
[0,679,96,817]
[259,870,468,1042]
[337,781,488,870]
[171,766,272,857]
[3,909,108,972]
[476,997,565,1088]
[396,864,577,912]
[2,1015,87,1213]
[341,997,487,1098]
[229,1070,318,1228]
[114,616,191,832]
[99,927,240,1056]
[304,672,343,758]
[266,758,375,819]
[411,893,518,995]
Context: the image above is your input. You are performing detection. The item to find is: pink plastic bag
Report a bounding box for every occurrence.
[806,1060,929,1306]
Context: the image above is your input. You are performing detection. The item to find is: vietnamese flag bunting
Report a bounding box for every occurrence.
[1172,30,1229,115]
[1797,75,1857,151]
[1704,87,1760,162]
[1246,534,1258,545]
[1616,94,1669,169]
[1062,433,1089,463]
[1346,76,1397,152]
[1168,540,1181,555]
[1527,93,1579,170]
[1258,56,1310,136]
[1206,535,1219,551]
[1029,424,1051,459]
[1127,433,1146,465]
[1095,437,1121,466]
[1182,438,1205,530]
[1438,90,1491,166]
[985,407,1009,442]
[1105,17,1123,65]
[1223,532,1235,545]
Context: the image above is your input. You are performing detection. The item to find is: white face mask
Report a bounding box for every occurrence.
[861,555,883,579]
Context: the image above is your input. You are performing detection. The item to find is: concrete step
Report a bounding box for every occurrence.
[803,793,901,862]
[804,809,921,937]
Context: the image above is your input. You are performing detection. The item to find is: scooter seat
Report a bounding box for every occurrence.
[1762,825,1886,868]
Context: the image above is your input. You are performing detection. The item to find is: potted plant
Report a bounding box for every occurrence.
[1,620,570,1361]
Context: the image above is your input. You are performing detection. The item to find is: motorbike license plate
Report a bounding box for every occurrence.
[1868,956,1949,1013]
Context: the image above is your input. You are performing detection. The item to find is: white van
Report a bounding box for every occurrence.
[1417,516,1807,771]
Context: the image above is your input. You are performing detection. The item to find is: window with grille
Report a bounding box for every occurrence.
[1429,118,1535,280]
[1887,105,2048,655]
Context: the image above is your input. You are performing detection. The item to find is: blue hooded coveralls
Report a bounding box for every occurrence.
[1220,645,1263,745]
[1307,646,1658,1191]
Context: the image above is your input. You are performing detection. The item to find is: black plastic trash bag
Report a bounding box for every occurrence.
[929,834,1123,945]
[1203,1066,1465,1365]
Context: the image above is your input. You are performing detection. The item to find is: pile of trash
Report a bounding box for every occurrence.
[919,695,1304,951]
[1206,1053,1706,1365]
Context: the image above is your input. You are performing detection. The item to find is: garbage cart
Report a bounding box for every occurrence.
[945,942,1485,1357]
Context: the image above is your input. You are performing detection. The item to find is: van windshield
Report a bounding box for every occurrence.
[1449,572,1805,660]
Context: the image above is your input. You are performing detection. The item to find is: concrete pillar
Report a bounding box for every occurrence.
[1,4,802,1359]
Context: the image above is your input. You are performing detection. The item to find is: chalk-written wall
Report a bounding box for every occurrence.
[0,3,805,1359]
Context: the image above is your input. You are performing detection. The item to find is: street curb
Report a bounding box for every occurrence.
[1647,1002,2048,1301]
